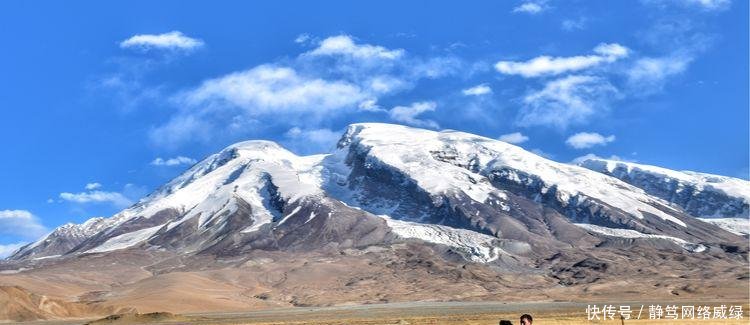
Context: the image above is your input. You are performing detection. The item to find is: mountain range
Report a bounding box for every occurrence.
[1,123,747,321]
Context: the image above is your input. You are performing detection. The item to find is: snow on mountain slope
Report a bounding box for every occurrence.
[9,217,113,260]
[27,217,110,248]
[697,218,749,236]
[86,224,163,253]
[114,140,324,230]
[573,223,706,252]
[338,123,685,226]
[12,141,327,259]
[9,123,745,262]
[579,158,749,220]
[382,215,503,263]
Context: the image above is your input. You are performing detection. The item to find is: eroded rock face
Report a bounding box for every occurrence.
[579,158,749,218]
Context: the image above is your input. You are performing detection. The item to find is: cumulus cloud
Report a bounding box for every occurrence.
[85,182,102,190]
[512,2,545,14]
[59,191,132,208]
[566,132,616,149]
[120,31,204,51]
[518,75,618,128]
[307,34,404,60]
[462,84,493,96]
[58,183,141,209]
[626,55,691,93]
[151,34,461,148]
[152,65,368,147]
[388,101,439,129]
[182,65,366,115]
[495,43,629,78]
[498,132,530,144]
[151,156,197,166]
[0,242,27,258]
[0,210,48,240]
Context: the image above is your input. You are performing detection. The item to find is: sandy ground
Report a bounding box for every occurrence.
[4,300,748,325]
[1,248,747,324]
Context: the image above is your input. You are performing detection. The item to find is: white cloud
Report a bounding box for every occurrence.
[155,65,368,148]
[60,191,133,208]
[565,132,616,149]
[0,210,48,240]
[181,65,367,116]
[626,55,691,92]
[284,127,341,154]
[151,35,463,148]
[367,75,408,93]
[498,132,530,144]
[154,63,371,147]
[495,43,629,78]
[686,0,730,9]
[408,56,464,79]
[462,84,493,96]
[388,101,439,129]
[518,75,618,128]
[307,35,404,60]
[642,0,731,10]
[58,184,138,209]
[593,43,629,58]
[294,33,311,44]
[151,156,197,166]
[120,31,204,51]
[0,242,27,258]
[513,2,545,14]
[85,182,102,190]
[570,153,629,164]
[149,115,214,148]
[358,99,384,112]
[562,18,587,31]
[285,127,339,143]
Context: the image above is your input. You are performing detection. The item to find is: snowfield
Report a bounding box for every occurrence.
[573,223,706,253]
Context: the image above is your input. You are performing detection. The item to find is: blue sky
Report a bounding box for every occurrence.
[0,0,747,255]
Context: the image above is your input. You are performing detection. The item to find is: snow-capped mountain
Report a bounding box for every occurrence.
[9,124,746,263]
[9,217,111,260]
[579,158,749,235]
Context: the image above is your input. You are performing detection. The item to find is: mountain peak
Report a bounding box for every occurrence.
[579,157,750,220]
[227,139,285,152]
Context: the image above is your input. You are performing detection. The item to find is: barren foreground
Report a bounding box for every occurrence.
[5,301,749,325]
[1,245,749,324]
